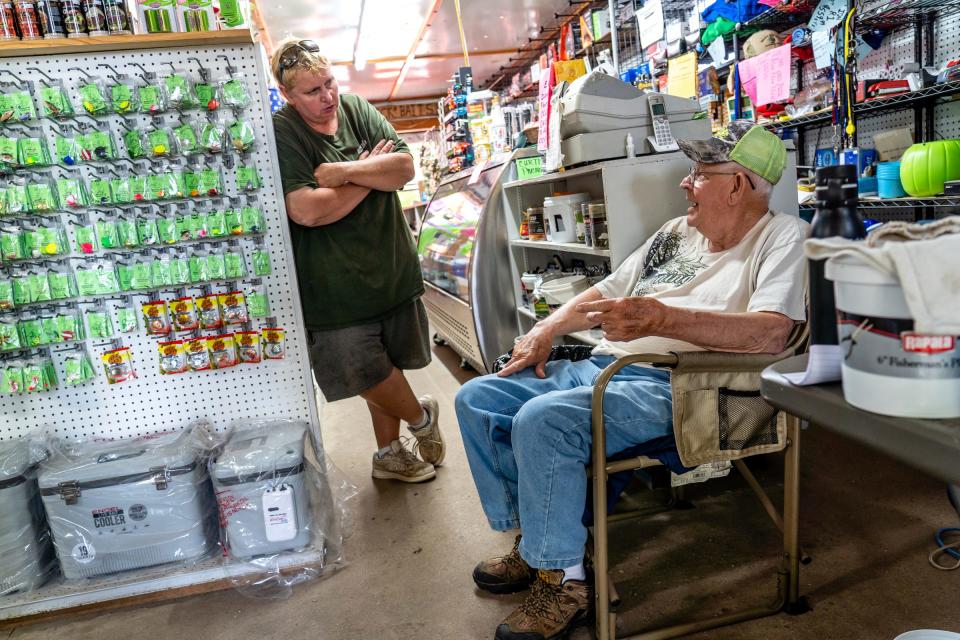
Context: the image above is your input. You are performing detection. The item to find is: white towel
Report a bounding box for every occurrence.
[805,218,960,335]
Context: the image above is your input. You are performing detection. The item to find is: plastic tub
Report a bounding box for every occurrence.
[825,253,960,418]
[543,193,590,243]
[894,632,960,640]
[539,274,590,313]
[877,161,907,198]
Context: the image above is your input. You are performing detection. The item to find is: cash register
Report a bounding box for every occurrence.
[557,71,712,166]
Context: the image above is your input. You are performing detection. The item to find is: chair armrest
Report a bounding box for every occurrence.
[590,354,678,478]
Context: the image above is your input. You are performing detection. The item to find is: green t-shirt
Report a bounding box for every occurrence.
[273,94,423,331]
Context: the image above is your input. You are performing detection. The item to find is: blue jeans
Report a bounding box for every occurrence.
[455,356,673,569]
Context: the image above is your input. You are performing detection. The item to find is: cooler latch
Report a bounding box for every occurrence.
[150,466,170,491]
[58,481,81,505]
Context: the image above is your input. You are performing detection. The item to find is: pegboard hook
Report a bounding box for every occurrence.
[96,63,122,82]
[216,55,236,74]
[67,67,95,81]
[127,63,152,82]
[1,70,25,83]
[187,57,209,81]
[26,68,56,83]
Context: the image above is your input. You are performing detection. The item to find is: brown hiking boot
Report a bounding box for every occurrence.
[473,534,536,594]
[494,569,592,640]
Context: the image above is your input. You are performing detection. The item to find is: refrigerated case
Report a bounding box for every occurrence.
[417,149,535,372]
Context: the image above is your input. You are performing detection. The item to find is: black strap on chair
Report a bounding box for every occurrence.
[491,344,594,374]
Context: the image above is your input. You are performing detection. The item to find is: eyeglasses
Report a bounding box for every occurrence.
[277,39,321,75]
[686,166,756,190]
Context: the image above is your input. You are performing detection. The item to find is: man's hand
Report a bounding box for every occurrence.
[576,297,667,343]
[497,324,555,378]
[313,139,396,188]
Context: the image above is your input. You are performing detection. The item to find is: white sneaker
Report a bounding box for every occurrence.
[372,439,436,483]
[409,395,445,466]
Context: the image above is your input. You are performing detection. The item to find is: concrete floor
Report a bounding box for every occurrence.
[7,342,960,640]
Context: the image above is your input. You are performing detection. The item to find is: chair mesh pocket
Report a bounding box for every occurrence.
[718,388,778,451]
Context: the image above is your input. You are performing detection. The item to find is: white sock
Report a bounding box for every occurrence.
[561,562,585,583]
[376,443,395,458]
[409,405,431,430]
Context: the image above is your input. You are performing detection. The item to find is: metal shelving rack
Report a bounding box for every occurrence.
[764,80,960,132]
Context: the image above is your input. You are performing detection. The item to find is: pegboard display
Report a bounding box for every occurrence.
[791,8,960,162]
[0,41,319,441]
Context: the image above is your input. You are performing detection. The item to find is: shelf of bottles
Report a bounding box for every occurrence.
[440,67,474,175]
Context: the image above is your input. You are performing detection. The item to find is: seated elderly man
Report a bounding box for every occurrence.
[455,122,808,640]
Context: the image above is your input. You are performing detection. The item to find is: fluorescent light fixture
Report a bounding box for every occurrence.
[355,54,367,71]
[375,60,405,71]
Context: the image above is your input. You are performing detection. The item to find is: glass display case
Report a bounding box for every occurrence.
[416,149,535,372]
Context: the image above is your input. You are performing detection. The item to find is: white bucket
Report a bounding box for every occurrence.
[826,254,960,418]
[539,274,590,312]
[894,632,960,640]
[543,193,590,243]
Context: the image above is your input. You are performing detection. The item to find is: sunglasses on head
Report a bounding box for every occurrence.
[277,39,321,74]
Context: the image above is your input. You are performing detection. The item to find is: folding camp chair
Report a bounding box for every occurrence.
[591,324,809,639]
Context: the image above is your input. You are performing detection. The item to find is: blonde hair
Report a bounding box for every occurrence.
[270,37,332,88]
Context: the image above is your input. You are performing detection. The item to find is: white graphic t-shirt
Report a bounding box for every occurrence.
[592,211,809,359]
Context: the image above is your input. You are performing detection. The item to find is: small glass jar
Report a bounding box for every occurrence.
[575,203,587,244]
[519,209,530,239]
[588,203,608,249]
[526,207,546,241]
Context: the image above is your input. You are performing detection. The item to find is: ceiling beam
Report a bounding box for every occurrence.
[389,0,446,100]
[331,48,516,66]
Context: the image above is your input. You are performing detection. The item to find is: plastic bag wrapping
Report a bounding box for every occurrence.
[0,438,56,596]
[212,418,357,599]
[37,422,220,581]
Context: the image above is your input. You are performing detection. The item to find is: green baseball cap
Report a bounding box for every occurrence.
[677,120,787,185]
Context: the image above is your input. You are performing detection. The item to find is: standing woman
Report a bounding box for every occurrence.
[270,38,444,483]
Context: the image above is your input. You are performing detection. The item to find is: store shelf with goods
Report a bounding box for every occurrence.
[504,84,539,105]
[762,80,960,131]
[740,0,817,32]
[0,30,254,58]
[858,0,960,29]
[801,195,960,212]
[503,158,610,190]
[511,238,612,257]
[575,30,613,57]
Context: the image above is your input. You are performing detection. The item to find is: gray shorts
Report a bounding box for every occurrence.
[307,299,431,402]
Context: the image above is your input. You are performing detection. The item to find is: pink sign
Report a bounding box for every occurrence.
[756,43,791,106]
[536,67,553,153]
[757,0,780,6]
[736,43,791,107]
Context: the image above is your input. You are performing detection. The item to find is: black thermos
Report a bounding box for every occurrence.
[808,164,866,346]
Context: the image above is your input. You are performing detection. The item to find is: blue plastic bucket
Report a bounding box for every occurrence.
[877,161,907,198]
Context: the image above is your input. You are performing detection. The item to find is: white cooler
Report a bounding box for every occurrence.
[211,422,313,559]
[39,434,215,579]
[0,441,53,595]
